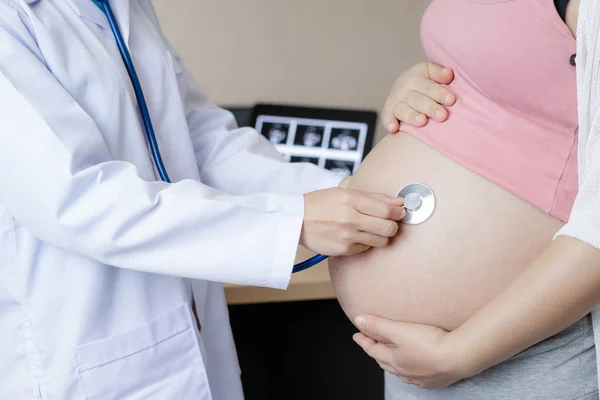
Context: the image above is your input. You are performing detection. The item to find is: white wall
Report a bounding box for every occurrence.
[153,0,429,141]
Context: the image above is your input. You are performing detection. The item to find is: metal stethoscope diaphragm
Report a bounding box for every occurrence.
[397,182,436,225]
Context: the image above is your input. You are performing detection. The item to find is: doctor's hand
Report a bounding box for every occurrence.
[352,315,468,389]
[301,188,405,256]
[383,62,456,134]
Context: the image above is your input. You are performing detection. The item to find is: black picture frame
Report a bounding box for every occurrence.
[251,103,377,164]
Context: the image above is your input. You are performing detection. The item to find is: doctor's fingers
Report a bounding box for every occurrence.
[342,243,371,256]
[354,232,390,249]
[352,193,405,221]
[355,215,399,241]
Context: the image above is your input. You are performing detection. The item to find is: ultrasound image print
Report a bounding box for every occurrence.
[324,159,355,176]
[262,123,290,145]
[294,125,324,148]
[290,156,319,165]
[329,128,360,151]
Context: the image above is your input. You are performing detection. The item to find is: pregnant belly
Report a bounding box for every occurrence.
[329,133,563,331]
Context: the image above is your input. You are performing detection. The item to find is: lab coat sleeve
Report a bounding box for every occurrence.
[138,1,345,196]
[0,7,299,289]
[178,68,345,196]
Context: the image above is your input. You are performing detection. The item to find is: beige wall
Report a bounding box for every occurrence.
[153,0,429,142]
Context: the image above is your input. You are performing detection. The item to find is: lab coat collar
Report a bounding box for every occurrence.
[67,0,131,43]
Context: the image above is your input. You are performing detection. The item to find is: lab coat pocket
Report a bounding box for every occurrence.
[74,303,212,400]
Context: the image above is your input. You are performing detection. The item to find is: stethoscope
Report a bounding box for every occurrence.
[92,0,436,274]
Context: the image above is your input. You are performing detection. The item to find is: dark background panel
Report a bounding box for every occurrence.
[228,300,384,400]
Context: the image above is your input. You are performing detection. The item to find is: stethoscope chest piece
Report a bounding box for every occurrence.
[396,182,436,225]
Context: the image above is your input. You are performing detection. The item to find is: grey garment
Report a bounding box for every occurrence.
[385,314,598,400]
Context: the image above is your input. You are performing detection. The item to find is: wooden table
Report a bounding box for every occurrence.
[224,246,336,305]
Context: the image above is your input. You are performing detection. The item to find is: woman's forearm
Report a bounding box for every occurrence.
[449,236,600,377]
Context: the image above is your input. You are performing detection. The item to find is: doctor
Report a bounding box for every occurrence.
[0,0,406,399]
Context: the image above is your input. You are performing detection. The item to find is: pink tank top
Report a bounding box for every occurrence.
[402,0,578,222]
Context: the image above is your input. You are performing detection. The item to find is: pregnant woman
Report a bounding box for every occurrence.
[330,0,600,399]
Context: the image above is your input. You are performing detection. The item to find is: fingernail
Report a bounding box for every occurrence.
[355,316,368,328]
[444,95,455,105]
[414,115,427,125]
[434,109,445,120]
[387,123,397,132]
[401,208,407,219]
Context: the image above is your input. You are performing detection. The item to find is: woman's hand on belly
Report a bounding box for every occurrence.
[383,62,456,133]
[352,315,465,389]
[350,237,600,392]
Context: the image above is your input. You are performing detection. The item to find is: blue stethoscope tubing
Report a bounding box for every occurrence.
[93,0,325,273]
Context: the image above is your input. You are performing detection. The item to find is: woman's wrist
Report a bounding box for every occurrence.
[442,238,600,382]
[440,330,484,381]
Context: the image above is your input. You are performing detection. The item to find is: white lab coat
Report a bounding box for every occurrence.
[0,0,343,398]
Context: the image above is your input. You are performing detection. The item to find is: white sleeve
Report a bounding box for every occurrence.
[555,0,600,247]
[178,68,344,196]
[0,4,302,289]
[138,1,345,197]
